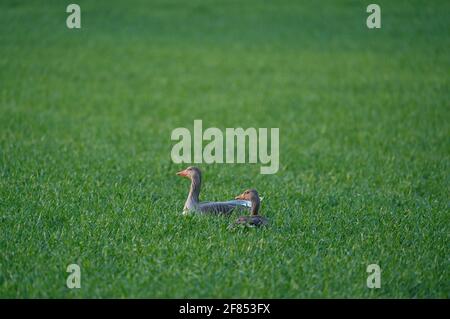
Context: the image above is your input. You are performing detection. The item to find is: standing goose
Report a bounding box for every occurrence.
[176,166,251,215]
[232,189,268,227]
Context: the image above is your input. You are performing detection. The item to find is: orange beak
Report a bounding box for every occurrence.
[176,169,188,177]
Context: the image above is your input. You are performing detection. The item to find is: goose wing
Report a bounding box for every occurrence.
[197,200,251,215]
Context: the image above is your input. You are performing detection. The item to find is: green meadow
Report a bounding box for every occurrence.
[0,0,449,298]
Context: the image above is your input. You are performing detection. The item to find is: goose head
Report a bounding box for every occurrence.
[235,188,259,201]
[176,166,201,180]
[235,189,260,215]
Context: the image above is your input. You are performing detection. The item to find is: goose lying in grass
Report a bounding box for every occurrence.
[176,166,252,215]
[231,189,268,227]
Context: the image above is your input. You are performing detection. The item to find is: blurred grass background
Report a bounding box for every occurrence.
[0,0,449,297]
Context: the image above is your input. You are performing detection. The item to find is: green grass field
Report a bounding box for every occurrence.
[0,0,449,298]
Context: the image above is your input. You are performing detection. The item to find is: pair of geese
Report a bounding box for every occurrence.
[176,167,268,227]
